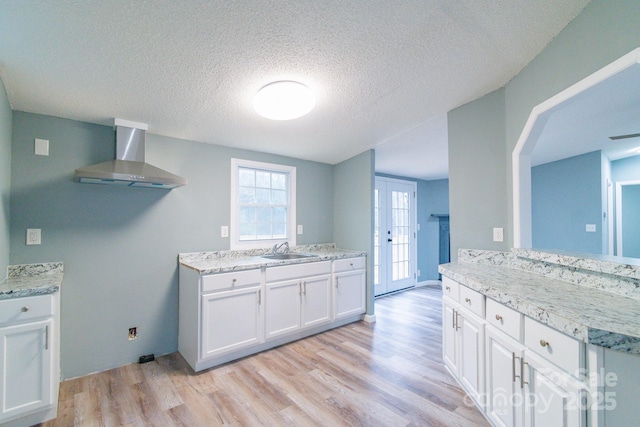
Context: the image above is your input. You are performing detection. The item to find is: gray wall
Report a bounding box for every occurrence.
[376,173,449,281]
[10,111,351,379]
[421,179,449,280]
[0,79,10,278]
[334,150,375,316]
[448,88,507,260]
[448,0,640,256]
[531,151,603,253]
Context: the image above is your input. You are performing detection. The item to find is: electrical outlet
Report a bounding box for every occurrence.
[492,227,504,242]
[220,226,229,238]
[586,224,596,232]
[26,228,41,245]
[297,225,303,235]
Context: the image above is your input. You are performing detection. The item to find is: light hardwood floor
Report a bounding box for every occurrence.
[39,287,489,426]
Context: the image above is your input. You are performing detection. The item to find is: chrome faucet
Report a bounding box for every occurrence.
[272,242,290,255]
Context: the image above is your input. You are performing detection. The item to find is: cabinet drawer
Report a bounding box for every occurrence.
[459,285,485,318]
[266,261,331,283]
[442,277,459,301]
[0,294,53,324]
[334,257,365,273]
[201,269,262,293]
[524,317,583,375]
[486,298,522,341]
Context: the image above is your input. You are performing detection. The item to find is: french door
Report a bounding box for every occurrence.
[374,177,417,296]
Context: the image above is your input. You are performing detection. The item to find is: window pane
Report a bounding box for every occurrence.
[272,173,286,190]
[240,223,256,239]
[272,223,286,237]
[239,187,255,204]
[240,206,256,222]
[273,207,287,223]
[256,223,272,238]
[271,189,286,204]
[239,168,255,187]
[256,188,270,204]
[256,171,271,188]
[257,207,272,223]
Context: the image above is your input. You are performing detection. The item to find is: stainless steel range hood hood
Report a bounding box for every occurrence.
[75,119,187,189]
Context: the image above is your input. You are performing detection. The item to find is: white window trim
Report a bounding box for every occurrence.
[230,158,296,250]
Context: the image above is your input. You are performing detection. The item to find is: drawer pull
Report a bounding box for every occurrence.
[232,278,237,284]
[445,286,450,291]
[495,314,503,321]
[350,263,353,267]
[539,339,550,348]
[21,306,29,312]
[465,298,471,303]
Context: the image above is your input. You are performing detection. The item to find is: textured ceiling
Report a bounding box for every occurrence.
[0,0,590,180]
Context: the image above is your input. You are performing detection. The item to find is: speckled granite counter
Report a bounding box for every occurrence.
[179,243,366,275]
[0,262,64,300]
[439,249,640,354]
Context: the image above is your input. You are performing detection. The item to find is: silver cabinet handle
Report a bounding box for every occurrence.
[465,298,471,303]
[521,359,529,388]
[454,310,461,331]
[540,339,550,348]
[495,314,503,321]
[336,277,339,288]
[21,306,29,312]
[45,325,49,350]
[445,286,450,291]
[303,281,307,295]
[257,289,261,305]
[512,352,521,384]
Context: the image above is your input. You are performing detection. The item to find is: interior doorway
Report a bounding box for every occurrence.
[374,177,417,296]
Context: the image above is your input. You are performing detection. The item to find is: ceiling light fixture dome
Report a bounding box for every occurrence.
[254,81,315,120]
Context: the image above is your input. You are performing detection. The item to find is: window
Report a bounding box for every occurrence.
[230,158,296,249]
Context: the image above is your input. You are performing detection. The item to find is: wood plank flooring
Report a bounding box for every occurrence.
[39,286,489,426]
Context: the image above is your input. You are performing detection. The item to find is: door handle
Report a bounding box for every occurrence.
[387,238,393,242]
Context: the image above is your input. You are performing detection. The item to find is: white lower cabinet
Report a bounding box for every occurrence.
[444,277,589,427]
[0,293,60,426]
[442,281,485,409]
[265,261,332,340]
[334,257,366,319]
[179,256,365,372]
[201,285,263,358]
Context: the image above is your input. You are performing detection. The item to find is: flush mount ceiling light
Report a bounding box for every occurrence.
[254,81,315,120]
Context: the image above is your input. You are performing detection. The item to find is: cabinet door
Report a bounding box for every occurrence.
[300,274,331,329]
[459,309,485,409]
[334,269,366,319]
[442,298,459,374]
[201,286,262,359]
[0,319,53,422]
[265,279,301,340]
[523,351,585,427]
[486,325,524,427]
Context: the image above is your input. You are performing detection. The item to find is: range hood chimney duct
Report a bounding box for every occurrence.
[75,119,186,189]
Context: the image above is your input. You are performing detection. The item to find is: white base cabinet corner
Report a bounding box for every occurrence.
[333,257,366,320]
[0,292,60,426]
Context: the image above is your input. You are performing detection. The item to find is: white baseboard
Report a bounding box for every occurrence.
[363,314,376,323]
[416,280,441,288]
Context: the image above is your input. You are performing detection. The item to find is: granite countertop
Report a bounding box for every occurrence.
[439,261,640,353]
[179,243,366,275]
[0,262,64,300]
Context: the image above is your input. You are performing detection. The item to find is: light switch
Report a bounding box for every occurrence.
[297,225,303,235]
[220,226,229,238]
[586,224,597,232]
[493,227,504,242]
[35,138,49,156]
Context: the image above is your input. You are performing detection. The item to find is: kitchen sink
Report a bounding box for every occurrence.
[262,253,318,260]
